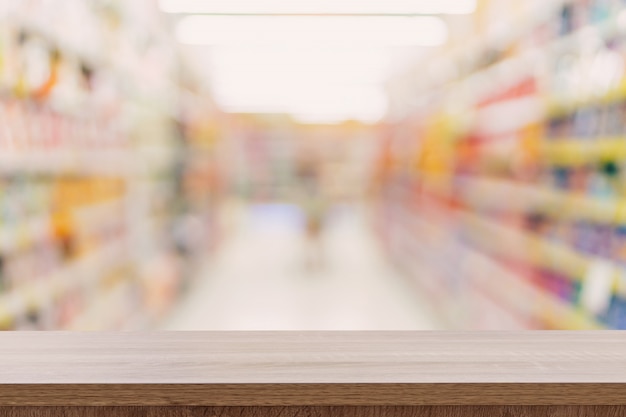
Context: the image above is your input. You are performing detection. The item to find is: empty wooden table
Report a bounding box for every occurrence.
[0,332,624,416]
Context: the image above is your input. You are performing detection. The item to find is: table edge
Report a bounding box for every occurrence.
[0,383,625,406]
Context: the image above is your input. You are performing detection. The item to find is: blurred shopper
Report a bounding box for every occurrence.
[296,152,327,271]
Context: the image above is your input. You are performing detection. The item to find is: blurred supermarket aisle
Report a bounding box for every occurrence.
[10,0,626,331]
[161,202,440,330]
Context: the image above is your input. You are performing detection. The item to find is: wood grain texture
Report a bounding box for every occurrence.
[1,384,626,406]
[1,407,625,417]
[0,332,625,406]
[1,332,625,383]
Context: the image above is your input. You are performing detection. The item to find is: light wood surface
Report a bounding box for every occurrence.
[2,332,626,383]
[0,332,625,406]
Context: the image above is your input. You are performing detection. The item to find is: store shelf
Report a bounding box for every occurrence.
[0,215,50,253]
[0,0,221,331]
[396,2,625,122]
[0,237,129,327]
[0,150,135,176]
[384,204,603,330]
[546,85,626,118]
[66,280,135,331]
[379,0,626,330]
[458,211,626,300]
[467,136,626,168]
[462,7,626,104]
[457,176,620,224]
[461,240,604,330]
[540,137,626,166]
[73,197,127,222]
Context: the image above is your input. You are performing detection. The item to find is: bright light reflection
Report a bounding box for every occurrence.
[160,0,476,15]
[197,47,393,123]
[176,15,448,47]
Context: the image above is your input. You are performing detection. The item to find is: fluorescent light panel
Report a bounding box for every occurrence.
[207,47,393,85]
[176,15,448,46]
[199,47,391,122]
[215,85,388,123]
[214,86,387,109]
[160,0,476,15]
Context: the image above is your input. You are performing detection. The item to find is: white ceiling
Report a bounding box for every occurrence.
[169,1,475,123]
[183,45,429,123]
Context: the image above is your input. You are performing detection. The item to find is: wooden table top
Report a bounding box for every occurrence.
[0,331,625,406]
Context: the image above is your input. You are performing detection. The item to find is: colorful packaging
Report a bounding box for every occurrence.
[601,294,626,329]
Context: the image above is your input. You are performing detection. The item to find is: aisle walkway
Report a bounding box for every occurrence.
[160,203,441,330]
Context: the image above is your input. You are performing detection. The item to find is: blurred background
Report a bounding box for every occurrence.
[0,0,625,330]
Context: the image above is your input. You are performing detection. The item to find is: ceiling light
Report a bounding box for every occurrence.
[159,0,476,15]
[176,15,448,47]
[214,84,388,123]
[205,47,393,86]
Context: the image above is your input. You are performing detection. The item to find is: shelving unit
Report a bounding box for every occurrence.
[378,0,626,329]
[0,0,222,330]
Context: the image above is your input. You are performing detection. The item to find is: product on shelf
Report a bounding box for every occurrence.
[378,0,626,330]
[0,0,223,330]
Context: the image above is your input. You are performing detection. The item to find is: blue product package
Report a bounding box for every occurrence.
[595,223,614,257]
[621,102,626,136]
[594,224,613,258]
[549,117,569,138]
[575,221,601,255]
[585,223,600,256]
[552,167,570,189]
[578,106,599,138]
[603,295,626,329]
[560,4,574,35]
[608,101,622,136]
[599,101,620,137]
[572,279,583,304]
[590,0,611,22]
[613,226,626,264]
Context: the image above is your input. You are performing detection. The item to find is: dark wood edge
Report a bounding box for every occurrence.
[1,406,626,417]
[0,384,625,406]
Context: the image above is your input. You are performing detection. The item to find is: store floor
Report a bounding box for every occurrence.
[160,202,441,330]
